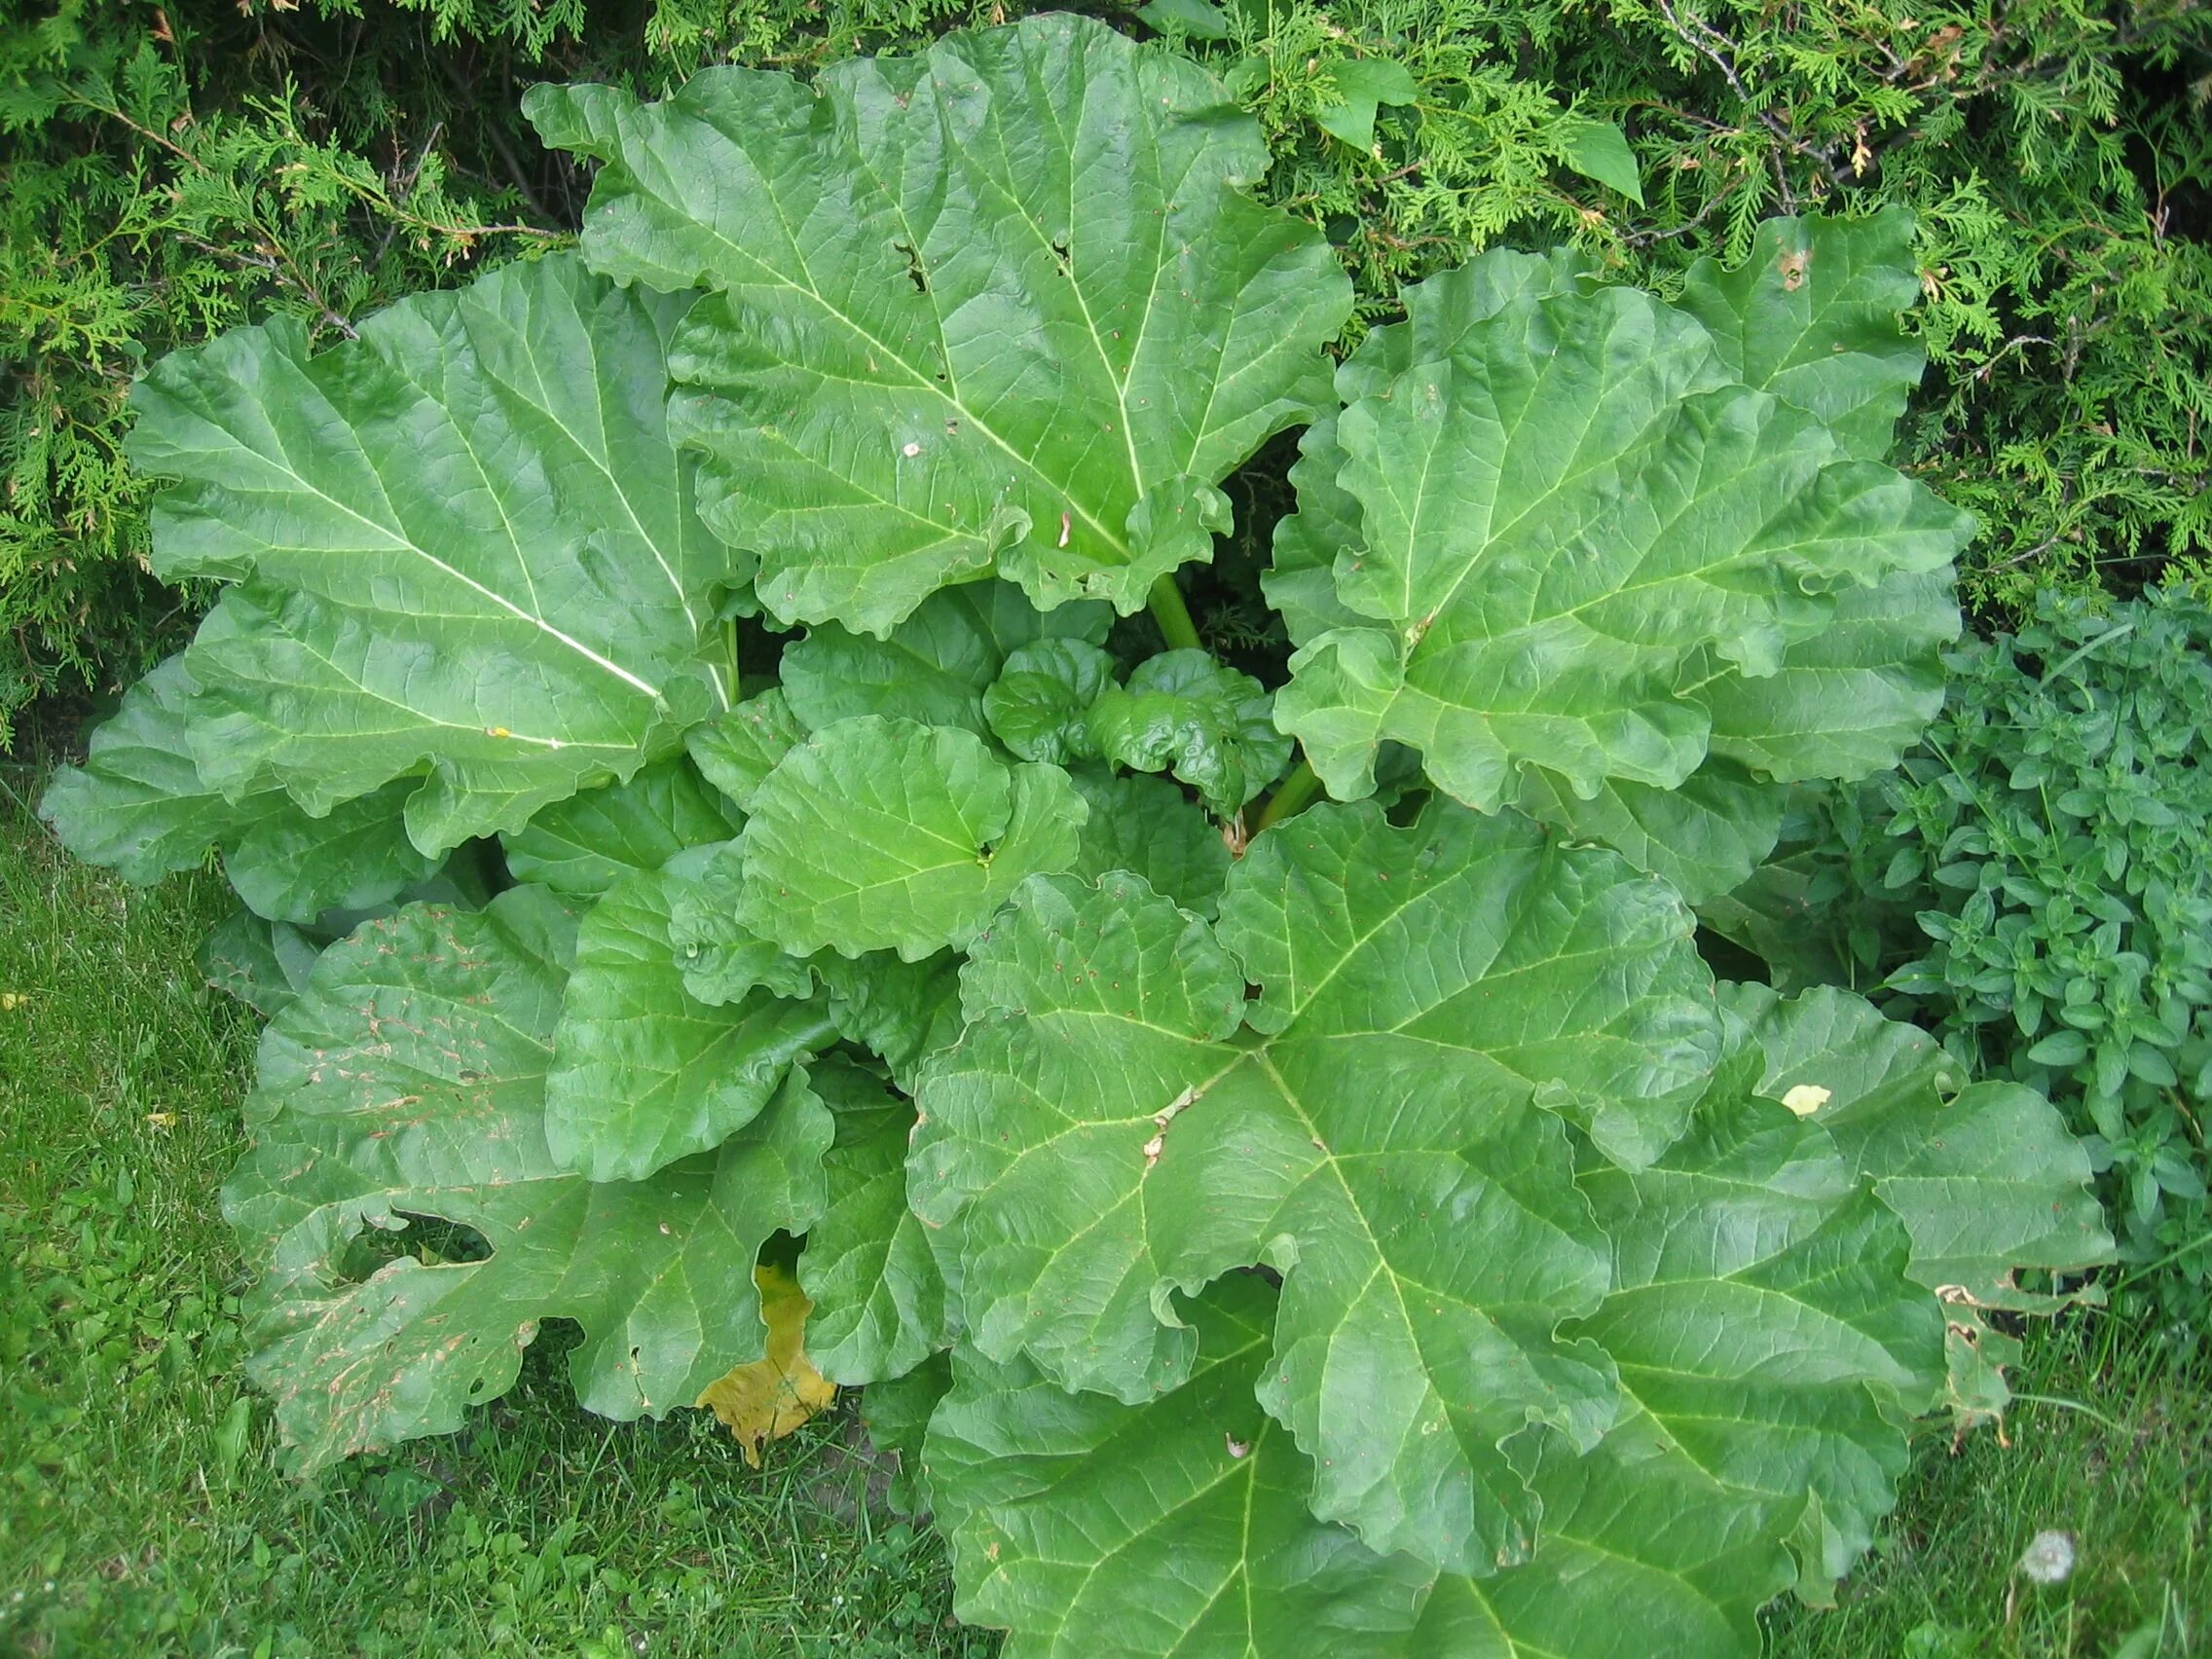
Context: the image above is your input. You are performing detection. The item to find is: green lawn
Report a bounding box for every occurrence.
[1,766,2203,1657]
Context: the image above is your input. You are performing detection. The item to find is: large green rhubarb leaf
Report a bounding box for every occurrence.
[1274,251,1972,812]
[737,717,1087,960]
[123,254,734,856]
[782,580,1112,737]
[912,1031,2068,1654]
[911,801,1722,1574]
[222,886,831,1470]
[1260,228,1959,902]
[1266,252,1589,653]
[919,1297,1796,1658]
[528,14,1351,632]
[926,1275,1432,1657]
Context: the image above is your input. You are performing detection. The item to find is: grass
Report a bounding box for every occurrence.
[1762,1324,2207,1658]
[0,762,2204,1657]
[0,768,983,1659]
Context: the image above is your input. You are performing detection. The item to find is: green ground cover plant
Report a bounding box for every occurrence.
[1717,585,2212,1348]
[5,777,2199,1656]
[34,18,2125,1651]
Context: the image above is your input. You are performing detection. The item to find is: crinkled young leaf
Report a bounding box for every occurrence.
[1677,206,1926,463]
[1067,769,1233,918]
[798,1059,948,1384]
[529,15,1350,630]
[783,581,1111,737]
[684,688,807,812]
[542,858,833,1182]
[1087,648,1291,813]
[984,641,1117,764]
[124,254,733,856]
[927,1275,1431,1657]
[913,802,1725,1574]
[817,950,968,1091]
[501,757,736,898]
[221,886,831,1470]
[1275,258,1972,811]
[1723,983,2114,1309]
[40,655,436,923]
[663,841,819,1009]
[738,717,1087,961]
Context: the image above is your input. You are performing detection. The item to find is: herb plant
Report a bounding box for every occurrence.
[1718,586,2212,1346]
[42,18,2111,1652]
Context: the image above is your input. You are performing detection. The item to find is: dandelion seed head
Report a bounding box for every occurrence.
[2018,1529,2076,1585]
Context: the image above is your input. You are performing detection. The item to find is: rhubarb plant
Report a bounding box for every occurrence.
[43,17,2112,1655]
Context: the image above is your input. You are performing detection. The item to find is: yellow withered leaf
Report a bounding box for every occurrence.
[695,1263,836,1466]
